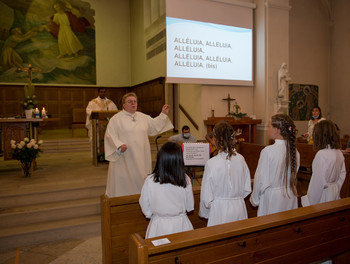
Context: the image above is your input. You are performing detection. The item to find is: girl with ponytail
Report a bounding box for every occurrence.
[250,114,300,216]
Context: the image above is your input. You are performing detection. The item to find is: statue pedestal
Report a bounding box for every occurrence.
[274,98,289,115]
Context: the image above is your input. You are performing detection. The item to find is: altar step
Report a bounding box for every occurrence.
[0,183,105,250]
[40,138,90,153]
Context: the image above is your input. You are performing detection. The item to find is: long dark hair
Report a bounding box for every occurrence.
[313,120,341,151]
[271,114,298,196]
[152,142,187,188]
[213,121,237,159]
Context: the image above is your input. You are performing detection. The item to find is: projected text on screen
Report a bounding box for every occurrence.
[166,17,252,84]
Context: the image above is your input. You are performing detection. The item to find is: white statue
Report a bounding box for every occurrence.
[278,62,292,99]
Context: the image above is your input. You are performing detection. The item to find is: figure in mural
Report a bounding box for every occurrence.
[2,27,38,70]
[278,62,292,99]
[40,1,89,58]
[292,99,304,121]
[302,86,315,120]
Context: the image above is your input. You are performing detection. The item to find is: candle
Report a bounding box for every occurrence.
[42,107,46,118]
[211,104,215,110]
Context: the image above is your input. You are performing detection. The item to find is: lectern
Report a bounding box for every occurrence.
[91,110,119,166]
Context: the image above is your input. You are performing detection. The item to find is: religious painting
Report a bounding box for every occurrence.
[0,0,96,85]
[289,84,319,121]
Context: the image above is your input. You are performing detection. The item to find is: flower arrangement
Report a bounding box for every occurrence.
[230,102,247,119]
[23,95,38,110]
[10,138,43,177]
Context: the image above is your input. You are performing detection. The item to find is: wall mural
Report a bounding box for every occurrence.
[0,0,96,85]
[289,83,319,121]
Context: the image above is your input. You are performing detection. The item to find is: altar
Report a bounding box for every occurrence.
[0,118,42,160]
[204,117,262,144]
[91,110,119,166]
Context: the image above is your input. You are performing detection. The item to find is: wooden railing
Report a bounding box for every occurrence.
[130,198,350,263]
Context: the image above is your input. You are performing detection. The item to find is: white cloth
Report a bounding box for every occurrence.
[199,151,251,226]
[104,110,173,197]
[250,140,300,216]
[301,147,346,206]
[139,174,194,238]
[85,96,117,141]
[307,117,326,141]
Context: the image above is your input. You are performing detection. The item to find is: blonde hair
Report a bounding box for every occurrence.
[271,114,298,196]
[122,92,137,104]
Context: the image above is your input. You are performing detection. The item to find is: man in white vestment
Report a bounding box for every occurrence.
[104,92,174,197]
[86,87,118,142]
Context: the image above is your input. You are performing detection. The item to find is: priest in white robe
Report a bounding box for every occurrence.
[86,87,118,142]
[104,92,174,197]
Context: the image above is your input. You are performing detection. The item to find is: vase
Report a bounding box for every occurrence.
[25,109,33,119]
[21,161,33,177]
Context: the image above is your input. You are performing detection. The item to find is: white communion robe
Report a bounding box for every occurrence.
[85,96,117,141]
[199,151,251,227]
[250,139,300,216]
[104,110,173,197]
[139,174,194,238]
[301,147,346,207]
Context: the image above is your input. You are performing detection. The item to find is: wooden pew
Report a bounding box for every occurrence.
[296,143,317,174]
[237,141,264,178]
[129,197,350,264]
[101,186,257,264]
[101,186,207,264]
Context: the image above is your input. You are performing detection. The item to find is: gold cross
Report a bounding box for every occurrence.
[18,64,41,86]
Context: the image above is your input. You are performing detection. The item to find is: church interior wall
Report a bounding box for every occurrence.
[289,0,332,137]
[129,0,166,86]
[329,0,350,136]
[2,0,349,138]
[253,0,267,145]
[89,0,131,87]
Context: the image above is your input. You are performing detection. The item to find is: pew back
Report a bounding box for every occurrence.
[130,198,350,264]
[100,186,207,264]
[238,142,264,178]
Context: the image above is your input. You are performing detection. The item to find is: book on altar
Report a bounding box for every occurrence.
[182,142,210,166]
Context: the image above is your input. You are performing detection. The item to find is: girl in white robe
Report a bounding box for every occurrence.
[199,121,251,226]
[301,120,346,206]
[139,142,194,238]
[250,114,300,216]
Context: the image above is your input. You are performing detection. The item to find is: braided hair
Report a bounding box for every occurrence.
[213,121,237,159]
[271,114,298,196]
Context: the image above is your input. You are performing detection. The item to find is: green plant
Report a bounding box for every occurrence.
[231,102,247,119]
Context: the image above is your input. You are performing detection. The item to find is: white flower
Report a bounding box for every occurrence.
[11,144,16,149]
[30,139,36,144]
[38,140,43,145]
[10,140,16,145]
[34,144,39,149]
[24,137,29,142]
[20,141,25,146]
[17,144,23,149]
[27,142,33,148]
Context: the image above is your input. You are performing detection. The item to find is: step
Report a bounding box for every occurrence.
[0,198,100,228]
[0,215,101,251]
[0,185,105,208]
